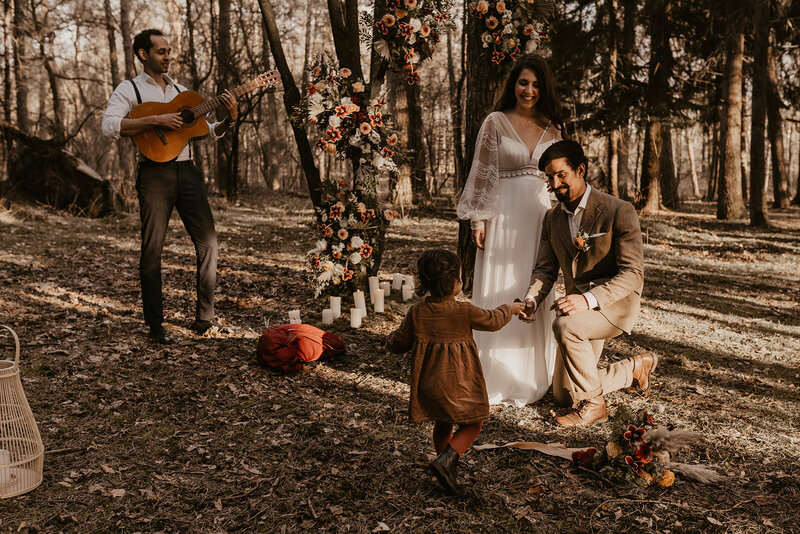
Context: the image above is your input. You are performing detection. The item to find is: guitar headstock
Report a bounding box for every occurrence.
[253,71,280,89]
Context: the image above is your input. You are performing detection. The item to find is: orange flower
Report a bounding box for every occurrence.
[491,50,505,64]
[523,24,534,36]
[322,225,333,238]
[420,24,431,37]
[337,229,349,240]
[475,0,489,15]
[310,254,321,268]
[382,14,396,26]
[376,20,388,35]
[485,16,499,30]
[387,133,398,146]
[326,127,342,142]
[406,70,420,85]
[360,244,373,258]
[359,122,372,135]
[339,68,352,78]
[341,269,353,281]
[404,0,417,9]
[496,1,506,13]
[335,105,350,117]
[308,82,317,95]
[337,179,347,187]
[382,147,394,158]
[396,9,407,18]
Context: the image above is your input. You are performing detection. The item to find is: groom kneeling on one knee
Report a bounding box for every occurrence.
[520,140,657,427]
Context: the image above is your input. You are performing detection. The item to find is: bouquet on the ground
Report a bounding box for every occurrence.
[291,53,400,181]
[306,178,399,297]
[373,0,455,84]
[468,0,556,65]
[571,407,724,487]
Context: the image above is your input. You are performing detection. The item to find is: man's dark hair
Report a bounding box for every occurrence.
[417,249,461,299]
[132,29,164,63]
[538,139,589,175]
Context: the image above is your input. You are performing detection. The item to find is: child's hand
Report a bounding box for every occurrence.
[509,301,526,316]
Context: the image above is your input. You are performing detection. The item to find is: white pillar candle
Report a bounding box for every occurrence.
[322,309,334,325]
[353,290,368,317]
[350,307,362,328]
[373,289,385,313]
[368,276,380,303]
[329,296,341,319]
[380,281,391,296]
[404,275,415,290]
[392,273,404,290]
[288,309,301,324]
[402,284,413,301]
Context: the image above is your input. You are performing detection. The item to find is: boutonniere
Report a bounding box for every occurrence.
[573,230,590,252]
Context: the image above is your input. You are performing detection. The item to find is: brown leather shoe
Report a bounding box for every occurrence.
[555,396,608,427]
[630,352,658,392]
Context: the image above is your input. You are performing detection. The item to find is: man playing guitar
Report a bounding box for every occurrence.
[102,29,238,344]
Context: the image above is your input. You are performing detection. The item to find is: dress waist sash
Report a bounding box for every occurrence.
[498,166,544,179]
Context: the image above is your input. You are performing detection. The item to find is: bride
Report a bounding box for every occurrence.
[457,54,564,406]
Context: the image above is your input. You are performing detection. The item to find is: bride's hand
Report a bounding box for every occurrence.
[472,228,485,250]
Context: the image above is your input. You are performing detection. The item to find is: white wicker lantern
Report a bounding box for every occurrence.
[0,325,44,498]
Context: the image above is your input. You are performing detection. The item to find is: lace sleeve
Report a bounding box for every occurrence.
[457,114,501,224]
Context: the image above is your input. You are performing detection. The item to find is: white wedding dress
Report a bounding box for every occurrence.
[457,111,560,406]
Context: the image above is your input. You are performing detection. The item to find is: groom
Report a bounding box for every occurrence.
[520,140,657,427]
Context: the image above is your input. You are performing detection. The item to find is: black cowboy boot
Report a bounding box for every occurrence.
[429,445,460,494]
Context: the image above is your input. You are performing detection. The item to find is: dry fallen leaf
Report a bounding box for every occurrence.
[214,498,223,511]
[100,464,115,474]
[109,489,126,498]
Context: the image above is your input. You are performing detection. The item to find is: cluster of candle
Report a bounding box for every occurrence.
[288,273,416,328]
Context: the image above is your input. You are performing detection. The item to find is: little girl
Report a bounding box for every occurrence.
[387,249,524,494]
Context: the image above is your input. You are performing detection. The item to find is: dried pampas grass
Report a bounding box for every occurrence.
[666,462,725,484]
[643,427,701,451]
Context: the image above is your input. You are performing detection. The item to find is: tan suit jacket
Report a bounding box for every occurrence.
[527,187,644,334]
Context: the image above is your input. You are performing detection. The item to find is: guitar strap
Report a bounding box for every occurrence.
[129,79,193,162]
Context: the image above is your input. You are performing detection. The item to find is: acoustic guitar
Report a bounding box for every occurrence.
[129,71,279,162]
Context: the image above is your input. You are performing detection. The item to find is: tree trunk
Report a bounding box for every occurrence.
[766,39,790,208]
[446,27,464,199]
[167,0,182,77]
[606,0,619,197]
[103,0,120,89]
[32,0,63,142]
[717,17,746,220]
[617,0,637,201]
[215,0,236,199]
[388,69,414,209]
[256,0,321,207]
[12,0,28,132]
[660,123,678,208]
[749,0,769,227]
[686,130,701,199]
[406,81,430,204]
[3,0,12,122]
[458,9,507,290]
[641,121,662,213]
[326,0,363,79]
[120,0,135,79]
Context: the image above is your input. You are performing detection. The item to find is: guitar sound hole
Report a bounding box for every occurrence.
[180,110,195,124]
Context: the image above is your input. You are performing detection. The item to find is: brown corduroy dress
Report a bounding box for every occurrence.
[387,298,515,424]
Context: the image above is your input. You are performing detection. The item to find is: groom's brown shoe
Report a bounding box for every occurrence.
[555,396,608,427]
[629,352,658,393]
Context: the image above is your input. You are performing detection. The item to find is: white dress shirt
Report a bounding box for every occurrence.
[526,183,599,312]
[102,71,223,162]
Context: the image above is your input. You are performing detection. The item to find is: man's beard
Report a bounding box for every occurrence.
[554,187,570,203]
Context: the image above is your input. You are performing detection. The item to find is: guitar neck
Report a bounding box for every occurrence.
[189,80,261,117]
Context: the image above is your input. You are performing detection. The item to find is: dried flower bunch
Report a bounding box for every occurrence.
[373,0,455,84]
[571,407,724,487]
[468,0,556,64]
[307,178,399,297]
[292,53,400,178]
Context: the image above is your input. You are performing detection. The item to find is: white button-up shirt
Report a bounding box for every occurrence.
[101,71,223,161]
[561,184,598,310]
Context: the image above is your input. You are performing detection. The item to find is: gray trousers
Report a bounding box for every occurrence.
[136,161,217,326]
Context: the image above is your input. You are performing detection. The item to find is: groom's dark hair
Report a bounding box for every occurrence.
[538,139,589,175]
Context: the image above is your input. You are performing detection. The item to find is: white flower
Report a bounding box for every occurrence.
[333,263,344,275]
[350,236,364,249]
[321,213,328,222]
[348,215,357,226]
[349,252,362,265]
[372,155,386,168]
[332,244,343,253]
[328,115,342,127]
[341,97,353,106]
[503,24,513,34]
[339,218,348,229]
[409,18,422,32]
[314,239,327,253]
[408,34,417,45]
[481,32,493,46]
[502,10,512,23]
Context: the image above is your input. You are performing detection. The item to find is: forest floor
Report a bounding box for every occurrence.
[0,192,798,533]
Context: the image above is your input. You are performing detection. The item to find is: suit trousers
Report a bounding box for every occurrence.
[551,310,634,407]
[136,161,217,326]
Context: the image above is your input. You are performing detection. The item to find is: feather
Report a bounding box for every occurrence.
[643,427,701,451]
[666,462,725,484]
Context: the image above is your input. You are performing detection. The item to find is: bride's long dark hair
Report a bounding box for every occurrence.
[494,53,565,134]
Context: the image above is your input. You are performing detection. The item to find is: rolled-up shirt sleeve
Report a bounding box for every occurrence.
[206,113,225,140]
[102,83,134,140]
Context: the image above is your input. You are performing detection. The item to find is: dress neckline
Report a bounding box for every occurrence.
[497,112,550,161]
